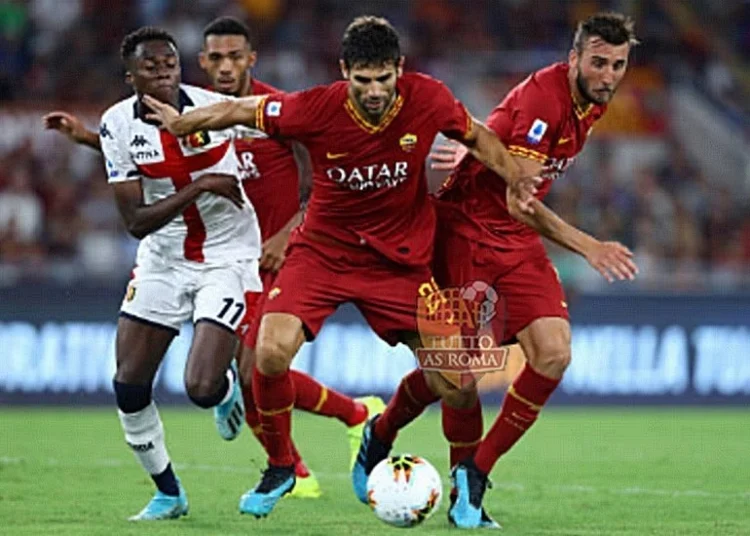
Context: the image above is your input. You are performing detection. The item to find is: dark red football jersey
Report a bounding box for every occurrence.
[257,73,471,266]
[233,79,300,241]
[437,62,607,250]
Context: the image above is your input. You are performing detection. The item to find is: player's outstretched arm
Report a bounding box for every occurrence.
[143,94,263,137]
[43,111,101,151]
[506,156,638,282]
[113,173,243,239]
[459,119,540,213]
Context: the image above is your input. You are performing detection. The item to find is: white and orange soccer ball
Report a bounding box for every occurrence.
[366,454,443,528]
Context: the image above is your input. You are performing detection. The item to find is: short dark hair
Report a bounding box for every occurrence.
[573,12,639,53]
[120,27,177,63]
[341,16,401,69]
[203,16,252,47]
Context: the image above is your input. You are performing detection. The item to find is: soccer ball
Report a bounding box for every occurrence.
[366,454,443,528]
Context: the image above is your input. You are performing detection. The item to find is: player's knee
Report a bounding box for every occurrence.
[113,379,152,413]
[114,360,152,386]
[256,338,294,376]
[530,340,571,378]
[184,373,226,407]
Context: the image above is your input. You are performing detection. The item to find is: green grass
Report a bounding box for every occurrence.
[0,407,748,535]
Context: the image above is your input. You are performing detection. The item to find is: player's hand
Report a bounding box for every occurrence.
[43,111,89,143]
[584,240,639,283]
[429,140,468,171]
[506,175,542,215]
[260,229,290,273]
[197,173,244,209]
[142,94,184,135]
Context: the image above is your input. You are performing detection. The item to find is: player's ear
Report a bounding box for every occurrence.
[339,59,349,80]
[396,56,405,77]
[247,50,258,69]
[568,48,578,68]
[125,71,133,88]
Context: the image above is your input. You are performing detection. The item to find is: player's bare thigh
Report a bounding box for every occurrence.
[515,317,571,379]
[254,312,306,376]
[183,320,239,399]
[114,315,176,384]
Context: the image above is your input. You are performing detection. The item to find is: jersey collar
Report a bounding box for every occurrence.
[344,93,404,135]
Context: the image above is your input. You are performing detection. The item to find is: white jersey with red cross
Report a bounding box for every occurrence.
[99,84,261,265]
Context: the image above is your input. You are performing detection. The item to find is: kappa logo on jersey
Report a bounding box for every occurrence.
[185,130,211,148]
[399,133,417,152]
[526,119,548,145]
[130,135,150,147]
[266,101,282,117]
[99,123,113,139]
[326,161,409,191]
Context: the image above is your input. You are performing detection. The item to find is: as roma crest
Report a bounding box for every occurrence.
[399,133,417,152]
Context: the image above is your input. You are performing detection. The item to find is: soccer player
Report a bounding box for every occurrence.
[428,12,640,528]
[86,27,263,521]
[144,15,536,518]
[194,16,386,498]
[44,16,385,500]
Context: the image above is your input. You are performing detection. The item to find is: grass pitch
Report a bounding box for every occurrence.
[1,407,748,535]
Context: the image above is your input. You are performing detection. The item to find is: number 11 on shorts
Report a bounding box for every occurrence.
[218,297,245,325]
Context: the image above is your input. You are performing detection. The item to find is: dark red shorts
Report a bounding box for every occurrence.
[242,232,439,348]
[237,269,275,343]
[432,215,569,343]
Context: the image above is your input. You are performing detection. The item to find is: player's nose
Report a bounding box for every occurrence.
[218,57,233,73]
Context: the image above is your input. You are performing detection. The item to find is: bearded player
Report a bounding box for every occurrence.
[144,15,537,518]
[427,12,640,528]
[43,16,383,500]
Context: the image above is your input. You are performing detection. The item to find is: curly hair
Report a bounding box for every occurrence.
[120,27,177,63]
[341,16,401,69]
[573,12,639,53]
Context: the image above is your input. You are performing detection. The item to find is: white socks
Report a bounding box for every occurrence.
[118,401,170,475]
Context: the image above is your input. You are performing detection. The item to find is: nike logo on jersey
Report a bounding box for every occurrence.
[326,152,349,160]
[558,137,572,145]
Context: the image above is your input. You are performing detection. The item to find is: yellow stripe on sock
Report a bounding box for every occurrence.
[449,439,481,448]
[257,403,294,417]
[507,385,542,412]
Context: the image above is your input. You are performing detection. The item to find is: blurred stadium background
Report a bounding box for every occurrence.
[1,0,748,404]
[1,1,749,534]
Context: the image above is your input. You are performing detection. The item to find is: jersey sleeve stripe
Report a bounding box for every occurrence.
[508,145,547,163]
[255,96,268,132]
[462,109,473,140]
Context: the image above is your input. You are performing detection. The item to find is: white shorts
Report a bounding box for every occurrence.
[120,258,262,333]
